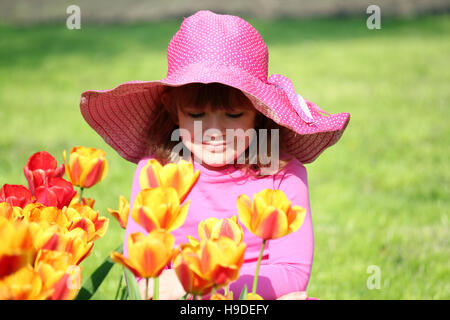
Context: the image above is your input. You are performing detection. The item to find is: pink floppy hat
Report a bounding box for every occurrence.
[80,10,350,164]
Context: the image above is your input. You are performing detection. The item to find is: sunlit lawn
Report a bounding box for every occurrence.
[0,13,448,299]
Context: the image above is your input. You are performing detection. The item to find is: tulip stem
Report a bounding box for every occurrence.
[224,284,229,296]
[252,239,266,295]
[114,273,123,300]
[145,277,149,300]
[79,187,84,203]
[153,276,159,300]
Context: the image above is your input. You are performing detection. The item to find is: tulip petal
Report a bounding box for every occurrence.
[257,207,288,240]
[167,200,190,232]
[139,159,162,189]
[287,206,306,233]
[236,195,252,233]
[133,206,160,232]
[110,252,142,278]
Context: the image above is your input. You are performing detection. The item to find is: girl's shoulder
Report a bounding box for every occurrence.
[272,155,309,192]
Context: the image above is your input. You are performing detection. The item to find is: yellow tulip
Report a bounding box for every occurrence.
[107,195,129,229]
[0,265,50,300]
[111,230,175,279]
[198,216,243,244]
[0,218,36,279]
[34,250,81,300]
[63,146,108,188]
[64,203,109,242]
[210,292,234,300]
[139,159,200,203]
[174,236,246,295]
[236,189,306,240]
[172,243,216,296]
[0,202,22,221]
[246,292,264,300]
[69,192,95,208]
[22,204,69,228]
[131,187,190,233]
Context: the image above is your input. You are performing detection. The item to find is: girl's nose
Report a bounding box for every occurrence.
[203,114,226,140]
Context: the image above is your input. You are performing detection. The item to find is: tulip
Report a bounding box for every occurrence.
[0,202,22,221]
[64,203,109,242]
[236,189,306,295]
[210,292,234,300]
[0,218,36,279]
[69,192,95,209]
[31,225,93,265]
[63,146,108,189]
[131,187,190,233]
[23,151,65,195]
[173,236,246,296]
[246,292,263,300]
[34,177,76,209]
[173,243,215,296]
[0,265,50,300]
[107,195,129,229]
[236,189,306,240]
[22,204,69,228]
[139,159,200,203]
[34,250,81,300]
[0,184,34,209]
[198,215,243,244]
[111,230,175,300]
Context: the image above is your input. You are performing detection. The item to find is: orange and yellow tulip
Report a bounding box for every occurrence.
[139,159,200,203]
[173,243,216,296]
[198,215,243,244]
[173,236,246,295]
[0,265,50,300]
[69,192,95,208]
[0,202,22,221]
[210,292,234,300]
[111,230,175,279]
[246,292,264,300]
[34,250,81,300]
[131,187,190,233]
[236,189,306,240]
[64,203,109,242]
[63,146,108,188]
[0,218,36,279]
[107,195,129,229]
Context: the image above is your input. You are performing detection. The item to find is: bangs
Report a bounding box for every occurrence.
[164,82,256,114]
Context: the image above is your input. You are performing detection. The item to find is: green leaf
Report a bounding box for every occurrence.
[75,243,123,300]
[123,267,142,300]
[239,284,248,300]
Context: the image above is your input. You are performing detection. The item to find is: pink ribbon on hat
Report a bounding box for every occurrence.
[268,74,329,125]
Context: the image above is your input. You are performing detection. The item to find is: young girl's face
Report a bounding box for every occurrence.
[176,104,257,170]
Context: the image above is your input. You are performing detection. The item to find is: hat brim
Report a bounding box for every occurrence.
[80,61,350,164]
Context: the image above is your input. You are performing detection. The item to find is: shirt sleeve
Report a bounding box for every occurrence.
[228,162,314,299]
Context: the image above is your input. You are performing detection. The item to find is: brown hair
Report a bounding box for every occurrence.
[148,82,294,178]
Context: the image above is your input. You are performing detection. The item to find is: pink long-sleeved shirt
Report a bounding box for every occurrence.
[123,153,314,300]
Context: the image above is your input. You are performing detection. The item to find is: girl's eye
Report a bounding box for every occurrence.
[188,112,205,118]
[226,112,244,118]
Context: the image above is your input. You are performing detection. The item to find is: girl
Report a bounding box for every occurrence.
[79,10,350,299]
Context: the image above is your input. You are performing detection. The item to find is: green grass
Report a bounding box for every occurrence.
[0,14,449,299]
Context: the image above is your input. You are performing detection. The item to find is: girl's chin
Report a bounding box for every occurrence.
[193,151,236,167]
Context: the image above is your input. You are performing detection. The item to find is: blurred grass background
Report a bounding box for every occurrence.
[0,13,449,299]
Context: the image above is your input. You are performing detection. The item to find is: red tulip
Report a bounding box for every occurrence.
[0,184,34,208]
[34,177,76,209]
[23,151,65,195]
